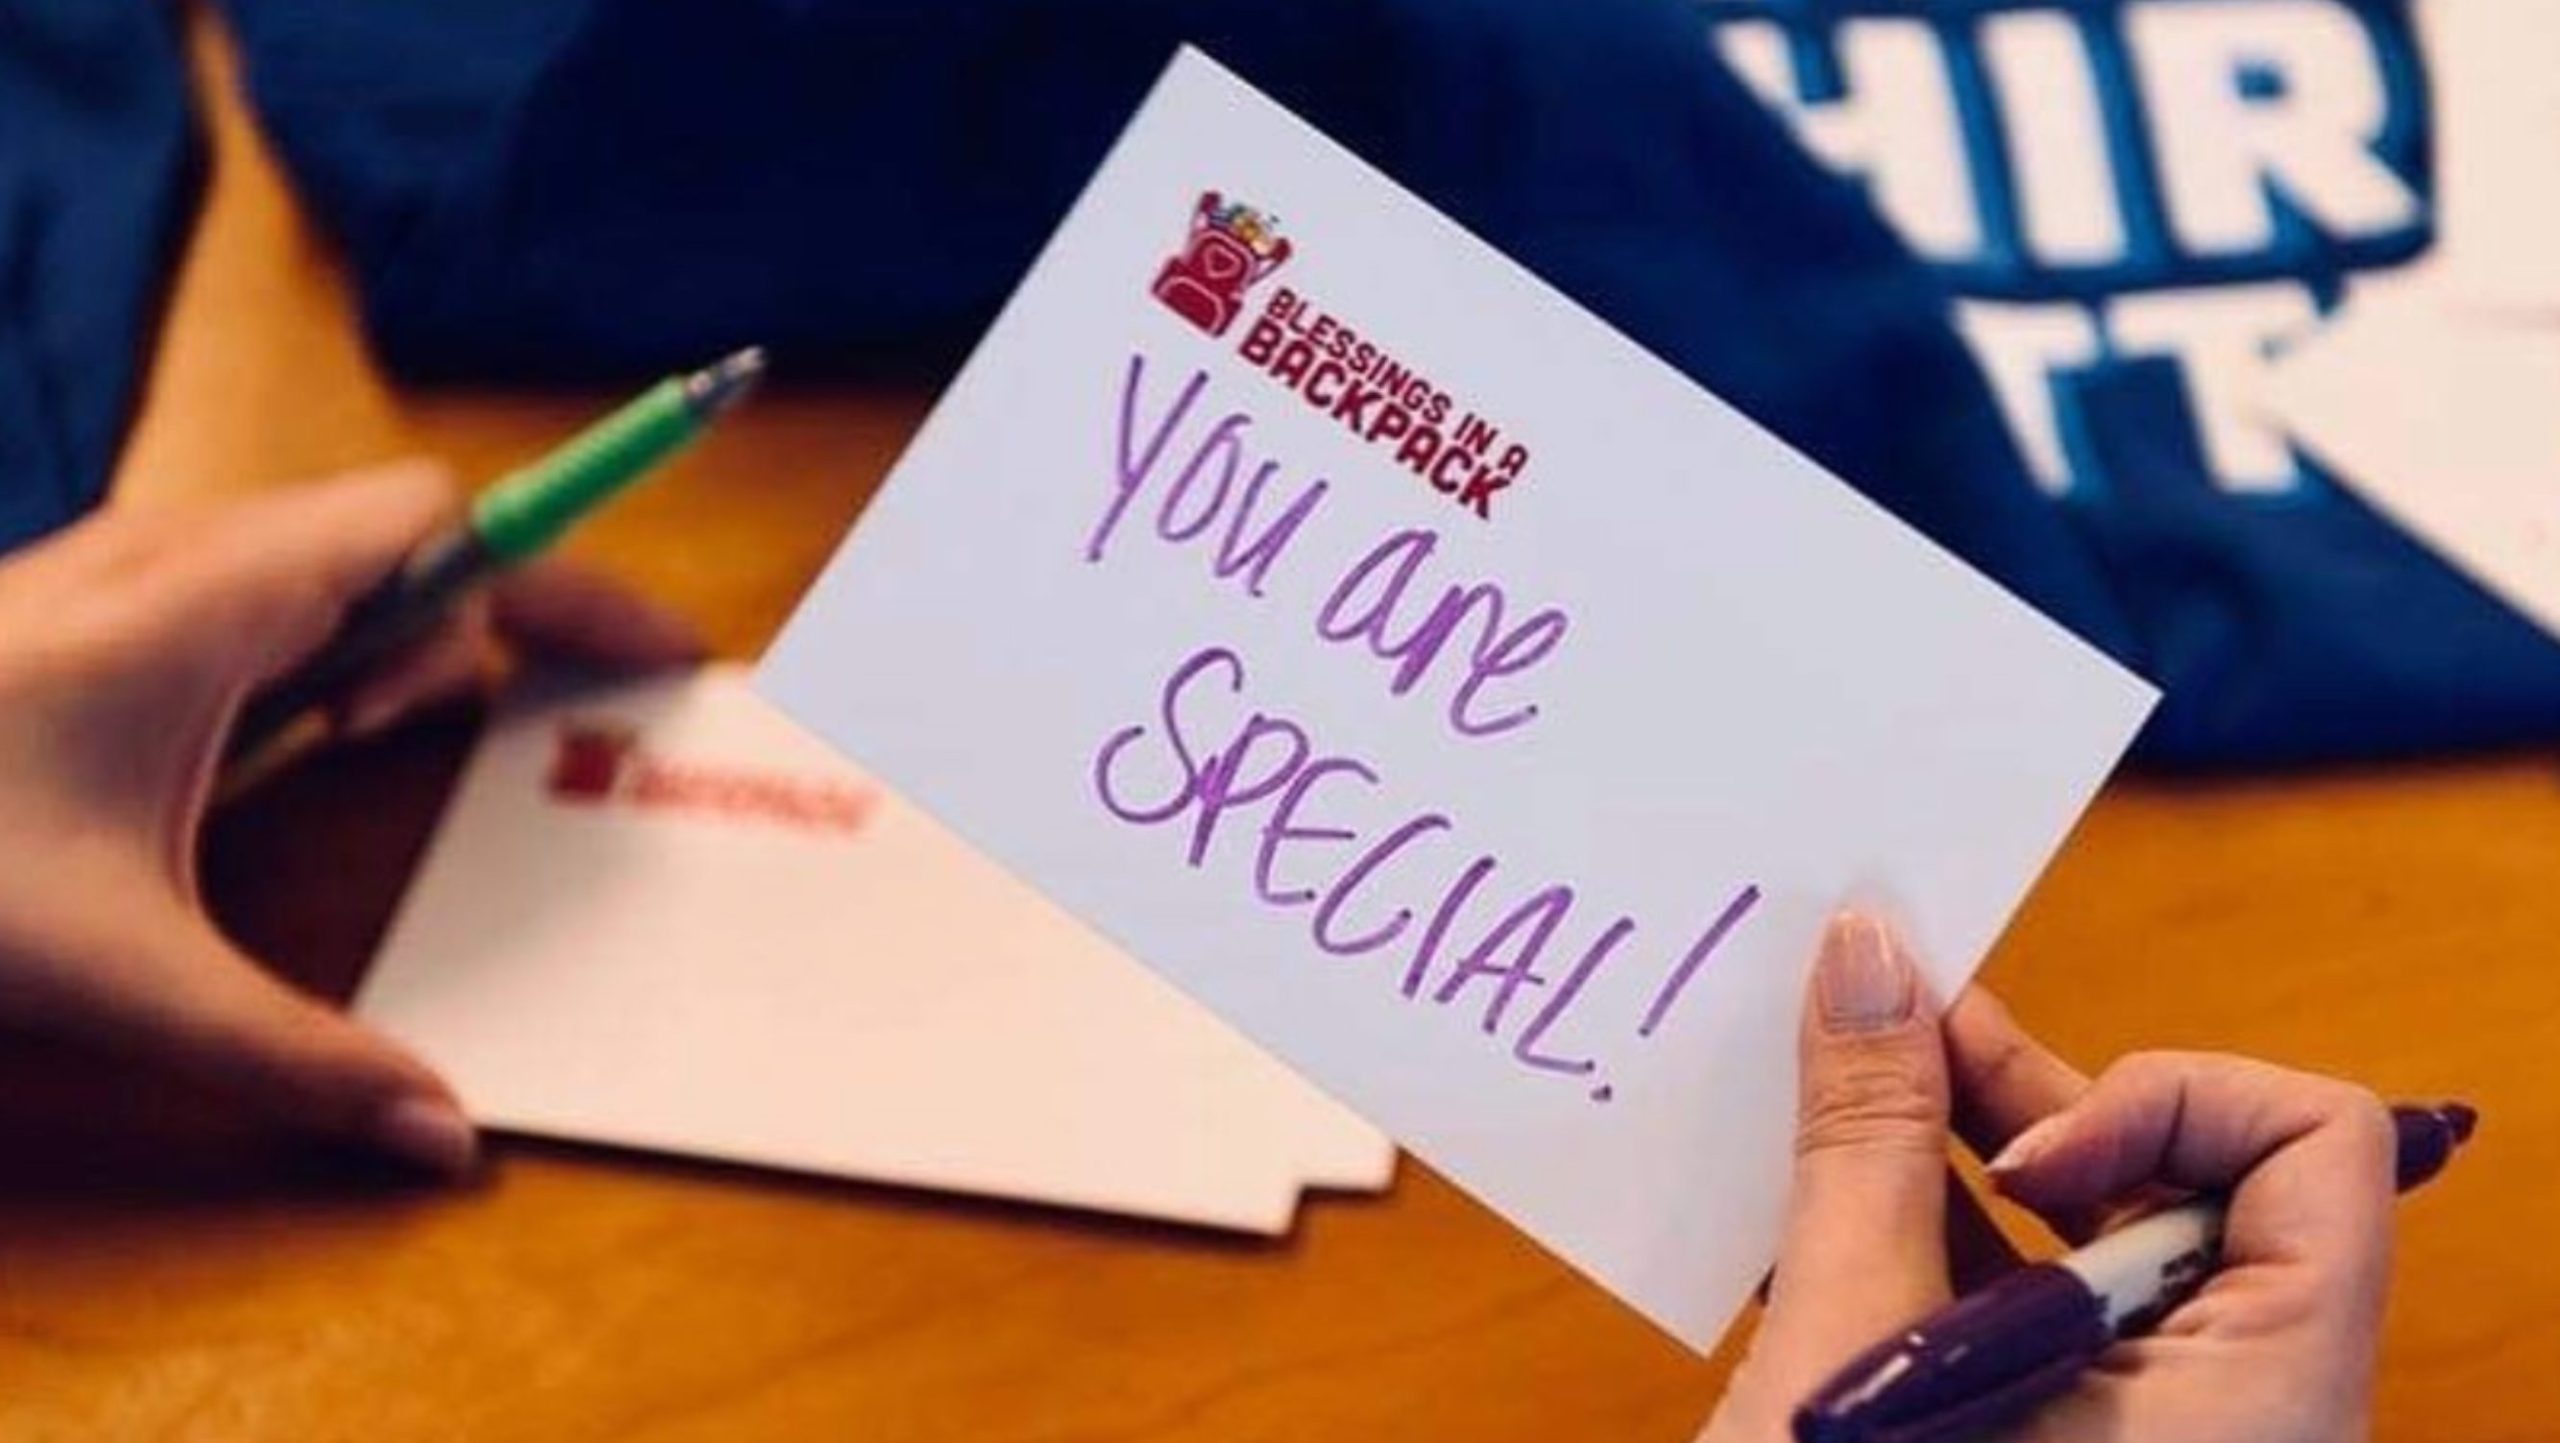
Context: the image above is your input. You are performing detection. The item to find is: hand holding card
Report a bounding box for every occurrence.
[761,49,2153,1349]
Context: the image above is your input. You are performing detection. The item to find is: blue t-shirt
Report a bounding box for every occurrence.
[0,4,197,550]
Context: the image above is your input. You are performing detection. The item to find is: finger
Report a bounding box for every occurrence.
[24,901,476,1178]
[1752,914,1954,1399]
[0,501,154,597]
[340,607,502,738]
[490,560,706,669]
[146,462,461,682]
[1945,988,2105,1242]
[1987,1051,2398,1314]
[1946,987,2090,1159]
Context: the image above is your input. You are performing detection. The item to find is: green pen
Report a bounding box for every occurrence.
[226,347,765,761]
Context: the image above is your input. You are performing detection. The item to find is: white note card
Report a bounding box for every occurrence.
[760,49,2154,1349]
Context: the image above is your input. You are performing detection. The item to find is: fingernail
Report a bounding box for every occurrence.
[1818,913,1913,1034]
[372,1095,478,1178]
[1987,1114,2064,1180]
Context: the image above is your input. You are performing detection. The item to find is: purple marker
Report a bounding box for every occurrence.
[1792,1102,2479,1443]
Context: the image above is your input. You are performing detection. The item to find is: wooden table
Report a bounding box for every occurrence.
[6,18,2555,1442]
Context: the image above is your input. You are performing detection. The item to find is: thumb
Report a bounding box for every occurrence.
[27,902,477,1178]
[148,461,460,688]
[1752,914,1954,1397]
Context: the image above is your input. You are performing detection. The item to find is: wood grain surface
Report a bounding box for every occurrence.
[2,14,2551,1442]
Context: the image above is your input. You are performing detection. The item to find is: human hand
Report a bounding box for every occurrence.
[0,463,703,1178]
[1699,914,2399,1443]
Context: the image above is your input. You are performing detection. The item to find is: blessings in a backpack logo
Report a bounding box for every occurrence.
[545,721,875,835]
[1152,189,1534,520]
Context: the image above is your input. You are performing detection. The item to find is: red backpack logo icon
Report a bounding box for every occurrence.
[1152,190,1291,338]
[548,722,638,802]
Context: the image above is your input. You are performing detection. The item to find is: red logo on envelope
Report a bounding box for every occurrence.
[1152,190,1292,338]
[546,720,876,836]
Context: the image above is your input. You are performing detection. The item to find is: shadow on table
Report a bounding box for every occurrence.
[0,709,474,1207]
[492,1132,1303,1257]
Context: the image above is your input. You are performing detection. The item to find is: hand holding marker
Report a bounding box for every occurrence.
[1795,1100,2477,1443]
[225,348,766,783]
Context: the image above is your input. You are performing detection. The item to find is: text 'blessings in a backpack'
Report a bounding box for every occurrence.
[1083,351,1762,1104]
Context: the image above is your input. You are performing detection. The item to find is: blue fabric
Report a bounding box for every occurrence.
[0,6,199,550]
[198,2,2560,764]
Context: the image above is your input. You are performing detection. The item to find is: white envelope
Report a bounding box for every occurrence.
[359,666,1392,1233]
[2421,0,2560,317]
[760,50,2153,1348]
